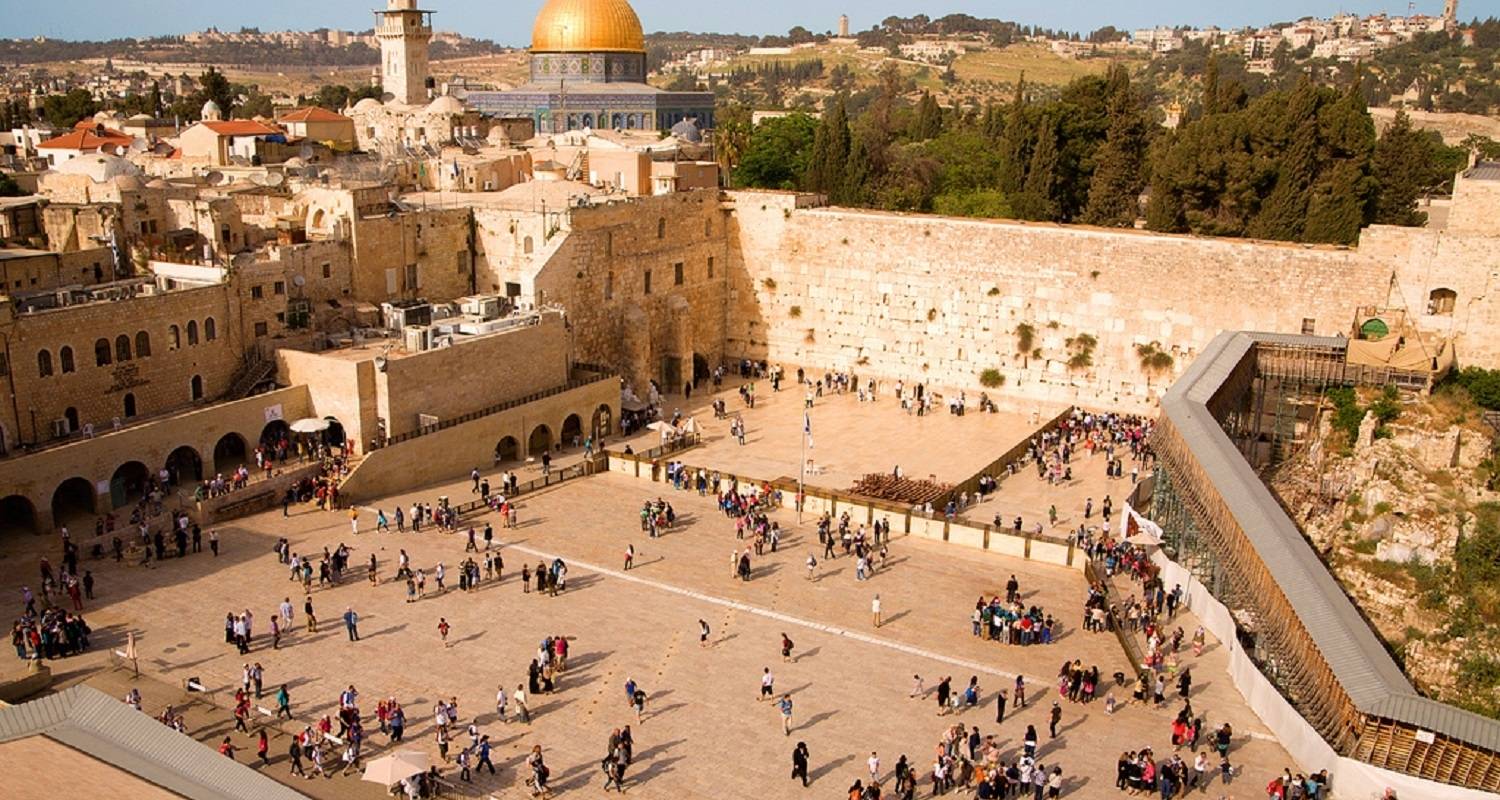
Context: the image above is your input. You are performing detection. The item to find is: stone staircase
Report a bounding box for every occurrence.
[224,354,275,400]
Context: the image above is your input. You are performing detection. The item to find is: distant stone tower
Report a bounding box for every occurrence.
[838,14,850,38]
[375,0,434,105]
[1443,0,1459,31]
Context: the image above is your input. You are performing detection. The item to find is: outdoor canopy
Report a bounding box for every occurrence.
[361,750,429,785]
[289,417,330,434]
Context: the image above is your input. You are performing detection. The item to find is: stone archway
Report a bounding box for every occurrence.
[693,353,711,386]
[561,414,583,448]
[527,424,553,457]
[51,477,95,528]
[0,494,37,536]
[260,419,290,449]
[109,461,150,509]
[165,445,204,485]
[592,403,614,438]
[212,432,249,474]
[494,436,519,464]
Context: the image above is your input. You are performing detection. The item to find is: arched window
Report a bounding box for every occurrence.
[114,334,131,362]
[657,218,666,239]
[168,325,180,350]
[190,375,204,401]
[135,331,151,357]
[186,320,199,346]
[204,318,216,341]
[1429,288,1457,316]
[523,236,534,254]
[94,338,112,366]
[36,349,52,377]
[59,346,74,374]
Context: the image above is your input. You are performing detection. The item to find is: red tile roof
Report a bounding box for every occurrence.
[37,128,134,151]
[277,107,351,123]
[200,120,283,137]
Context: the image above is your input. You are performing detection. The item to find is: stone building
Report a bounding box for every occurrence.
[467,183,729,392]
[299,184,476,303]
[0,268,244,451]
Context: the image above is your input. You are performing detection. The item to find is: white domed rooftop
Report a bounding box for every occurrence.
[426,95,465,115]
[201,99,223,121]
[353,97,383,112]
[54,153,143,182]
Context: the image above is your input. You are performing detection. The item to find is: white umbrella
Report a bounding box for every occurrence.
[646,421,674,433]
[361,750,429,785]
[289,417,330,434]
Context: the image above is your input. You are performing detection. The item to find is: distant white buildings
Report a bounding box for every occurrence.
[1129,7,1463,64]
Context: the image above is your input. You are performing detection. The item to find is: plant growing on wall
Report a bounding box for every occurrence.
[763,277,777,291]
[1014,323,1035,354]
[927,308,938,322]
[804,328,816,344]
[1136,341,1175,385]
[1065,333,1097,371]
[980,368,1005,388]
[789,305,802,318]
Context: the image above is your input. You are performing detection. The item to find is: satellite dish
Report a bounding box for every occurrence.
[261,172,285,187]
[128,138,149,154]
[299,144,315,159]
[203,170,224,185]
[292,275,306,287]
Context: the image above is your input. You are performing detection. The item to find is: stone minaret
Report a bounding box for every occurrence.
[838,14,850,37]
[375,0,434,105]
[1444,0,1459,31]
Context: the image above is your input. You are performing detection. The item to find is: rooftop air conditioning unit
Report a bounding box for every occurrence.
[403,324,430,353]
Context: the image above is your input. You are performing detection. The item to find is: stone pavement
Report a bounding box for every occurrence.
[612,384,1061,491]
[2,460,1298,799]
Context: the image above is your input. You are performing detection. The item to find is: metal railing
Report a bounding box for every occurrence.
[382,372,616,447]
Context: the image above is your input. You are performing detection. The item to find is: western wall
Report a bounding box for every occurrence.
[723,189,1500,411]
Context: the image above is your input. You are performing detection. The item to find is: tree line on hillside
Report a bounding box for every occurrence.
[0,36,500,68]
[722,60,1488,245]
[17,68,383,129]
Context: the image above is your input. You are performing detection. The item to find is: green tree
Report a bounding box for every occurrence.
[735,113,817,190]
[806,95,851,195]
[1373,109,1430,226]
[149,81,163,117]
[837,132,873,206]
[1248,80,1320,241]
[909,91,943,140]
[0,171,25,198]
[198,67,235,118]
[1013,112,1060,221]
[42,88,98,128]
[1083,66,1148,227]
[998,74,1029,197]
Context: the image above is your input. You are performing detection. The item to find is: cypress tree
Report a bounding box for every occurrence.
[1202,56,1220,117]
[837,133,872,206]
[1248,81,1319,241]
[910,91,942,140]
[1372,108,1429,226]
[998,72,1028,197]
[1083,67,1147,227]
[806,95,851,196]
[1014,113,1060,221]
[1303,160,1369,244]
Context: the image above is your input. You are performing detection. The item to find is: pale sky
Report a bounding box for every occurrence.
[8,0,1498,43]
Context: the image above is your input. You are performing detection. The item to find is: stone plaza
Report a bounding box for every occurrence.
[1,386,1297,798]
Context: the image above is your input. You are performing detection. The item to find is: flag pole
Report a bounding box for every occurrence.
[798,408,807,524]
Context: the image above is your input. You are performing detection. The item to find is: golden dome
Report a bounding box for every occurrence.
[531,0,645,53]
